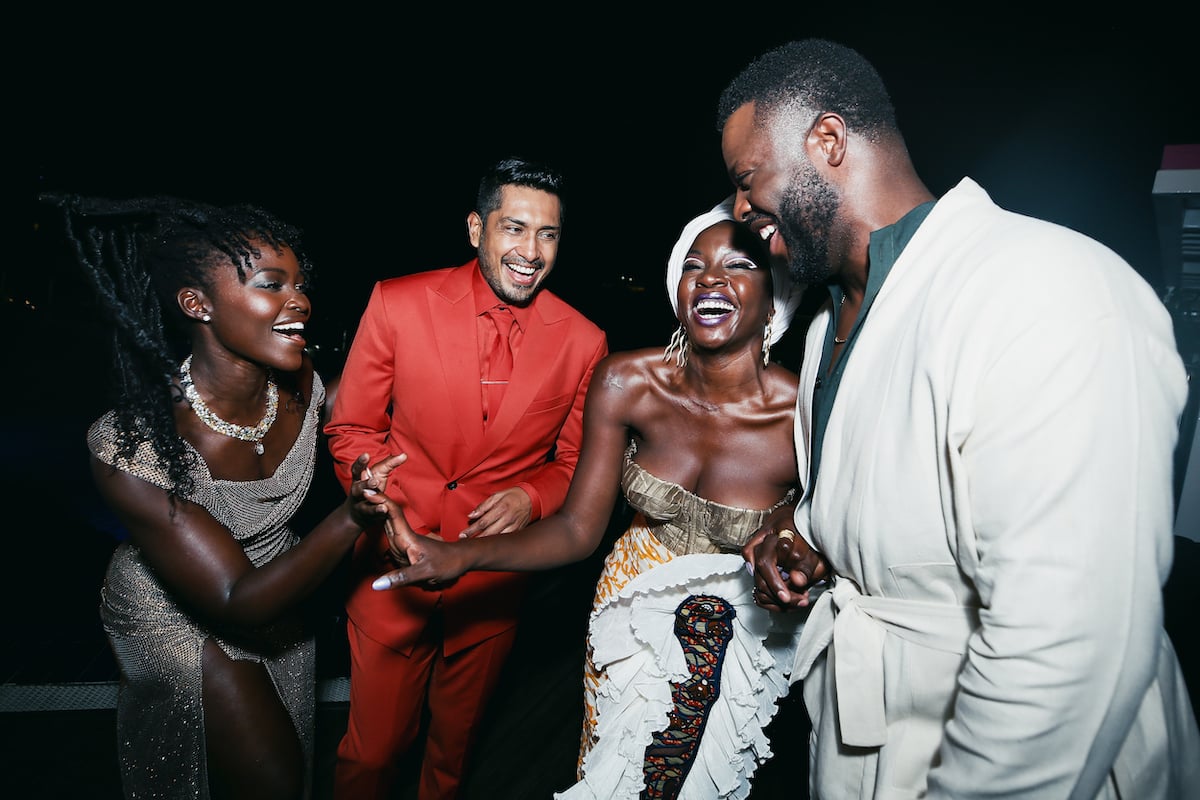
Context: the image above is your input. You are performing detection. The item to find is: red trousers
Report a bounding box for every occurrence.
[333,615,518,800]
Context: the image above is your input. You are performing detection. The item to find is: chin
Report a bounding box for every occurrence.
[273,350,306,373]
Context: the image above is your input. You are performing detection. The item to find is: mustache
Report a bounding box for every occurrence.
[503,257,544,270]
[744,211,775,227]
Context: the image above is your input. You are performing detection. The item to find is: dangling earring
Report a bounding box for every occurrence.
[761,317,774,366]
[663,324,689,368]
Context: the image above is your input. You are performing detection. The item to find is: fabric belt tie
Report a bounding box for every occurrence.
[791,576,978,747]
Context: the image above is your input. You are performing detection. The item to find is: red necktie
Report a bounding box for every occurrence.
[481,306,515,424]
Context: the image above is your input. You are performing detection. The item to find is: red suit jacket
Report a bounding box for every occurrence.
[325,260,608,656]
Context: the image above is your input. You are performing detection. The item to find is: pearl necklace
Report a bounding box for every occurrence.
[179,355,278,455]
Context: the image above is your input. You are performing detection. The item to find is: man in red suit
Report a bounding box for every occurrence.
[325,157,608,799]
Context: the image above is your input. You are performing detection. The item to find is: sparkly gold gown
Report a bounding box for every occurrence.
[88,375,325,800]
[556,441,806,800]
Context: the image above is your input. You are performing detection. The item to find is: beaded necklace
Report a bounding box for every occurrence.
[179,354,278,455]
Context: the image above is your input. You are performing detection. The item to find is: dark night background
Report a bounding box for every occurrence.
[9,6,1200,657]
[14,19,1200,370]
[4,13,1200,797]
[7,12,1200,636]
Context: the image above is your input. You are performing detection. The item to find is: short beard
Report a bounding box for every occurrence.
[778,157,840,286]
[479,253,541,307]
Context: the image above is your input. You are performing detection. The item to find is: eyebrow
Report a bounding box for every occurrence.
[498,215,560,233]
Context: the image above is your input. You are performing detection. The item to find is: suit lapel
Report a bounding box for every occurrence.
[429,263,486,451]
[432,265,574,474]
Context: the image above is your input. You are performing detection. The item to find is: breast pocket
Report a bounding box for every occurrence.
[523,393,571,417]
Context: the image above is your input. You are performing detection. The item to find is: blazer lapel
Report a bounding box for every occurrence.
[429,263,486,451]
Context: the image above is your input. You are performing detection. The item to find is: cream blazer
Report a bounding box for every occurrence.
[790,178,1200,799]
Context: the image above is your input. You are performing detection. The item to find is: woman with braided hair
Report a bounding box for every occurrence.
[41,194,403,800]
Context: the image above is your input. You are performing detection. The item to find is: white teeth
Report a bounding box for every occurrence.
[696,299,734,313]
[759,224,777,241]
[274,323,305,332]
[508,263,535,276]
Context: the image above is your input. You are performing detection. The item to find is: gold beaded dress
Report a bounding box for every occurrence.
[88,374,325,800]
[556,441,807,800]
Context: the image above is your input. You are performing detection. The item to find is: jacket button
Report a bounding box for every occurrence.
[447,480,458,490]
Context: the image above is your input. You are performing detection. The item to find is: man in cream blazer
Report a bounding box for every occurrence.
[725,40,1200,799]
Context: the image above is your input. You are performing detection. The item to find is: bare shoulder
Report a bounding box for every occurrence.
[594,347,672,394]
[765,363,800,408]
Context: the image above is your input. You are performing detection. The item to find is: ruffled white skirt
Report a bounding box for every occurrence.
[556,525,805,799]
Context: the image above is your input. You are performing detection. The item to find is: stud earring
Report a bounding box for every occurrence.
[201,314,212,323]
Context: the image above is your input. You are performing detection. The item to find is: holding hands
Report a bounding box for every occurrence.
[346,453,407,527]
[371,504,471,590]
[345,452,489,591]
[743,505,830,612]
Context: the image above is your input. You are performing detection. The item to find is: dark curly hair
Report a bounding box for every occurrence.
[40,193,312,498]
[717,39,898,143]
[475,156,567,227]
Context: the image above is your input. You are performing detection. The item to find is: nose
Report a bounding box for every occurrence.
[514,232,541,262]
[287,291,311,315]
[732,191,752,223]
[696,264,728,286]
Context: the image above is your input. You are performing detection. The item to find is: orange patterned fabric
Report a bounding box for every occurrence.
[578,523,675,769]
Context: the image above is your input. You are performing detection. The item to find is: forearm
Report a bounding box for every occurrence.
[458,511,601,573]
[221,503,364,626]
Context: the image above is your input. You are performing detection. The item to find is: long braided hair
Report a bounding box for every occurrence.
[40,194,313,498]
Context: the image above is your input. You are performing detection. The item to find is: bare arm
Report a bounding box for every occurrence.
[95,452,405,627]
[373,356,633,588]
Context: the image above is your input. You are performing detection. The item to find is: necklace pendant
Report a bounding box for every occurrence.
[254,442,265,456]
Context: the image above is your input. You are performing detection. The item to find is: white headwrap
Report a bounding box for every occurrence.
[665,196,801,346]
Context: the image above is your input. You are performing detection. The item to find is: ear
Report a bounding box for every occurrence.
[466,211,483,249]
[808,112,848,168]
[177,288,211,322]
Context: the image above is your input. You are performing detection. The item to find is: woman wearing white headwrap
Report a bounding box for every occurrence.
[373,202,808,799]
[663,195,802,369]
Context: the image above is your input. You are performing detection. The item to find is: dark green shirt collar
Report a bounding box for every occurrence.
[810,200,937,482]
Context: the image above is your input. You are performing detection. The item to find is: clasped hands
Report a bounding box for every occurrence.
[742,505,830,612]
[351,455,532,591]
